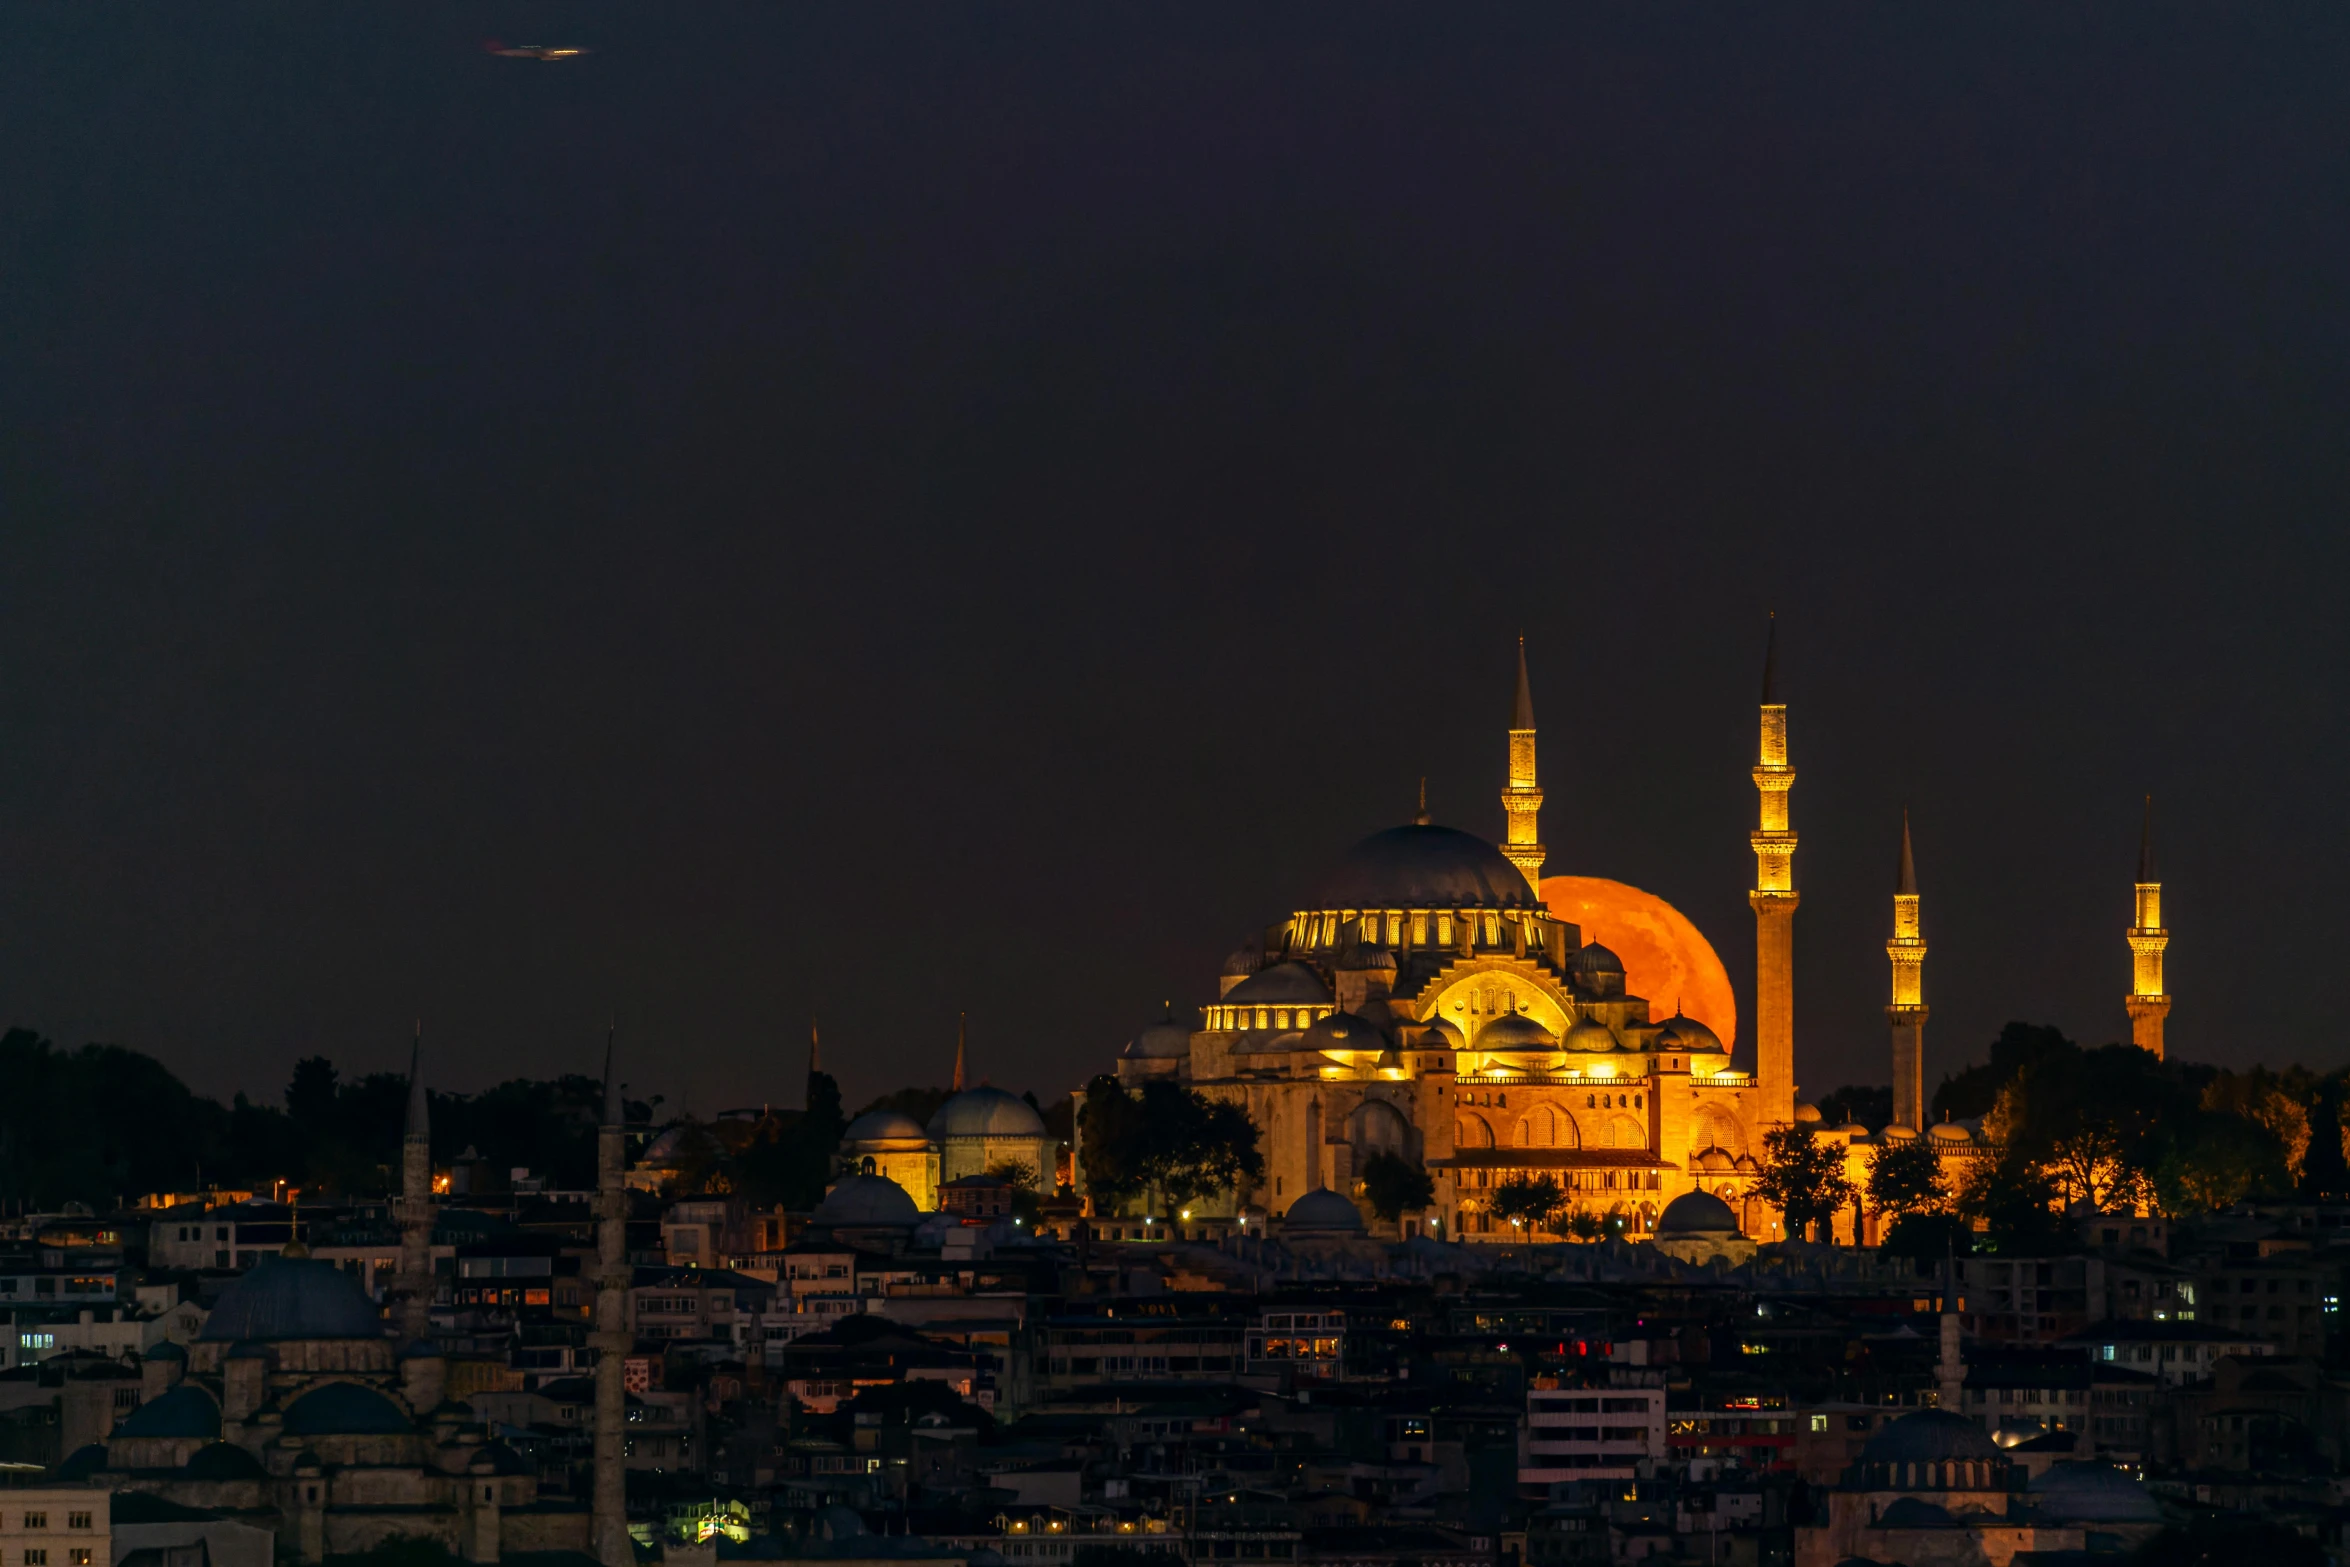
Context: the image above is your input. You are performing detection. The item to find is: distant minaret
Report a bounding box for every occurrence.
[952,1012,967,1093]
[395,1026,434,1343]
[1501,638,1545,892]
[2125,796,2171,1060]
[1886,812,1929,1133]
[591,1029,629,1567]
[1748,617,1798,1127]
[1936,1251,1966,1412]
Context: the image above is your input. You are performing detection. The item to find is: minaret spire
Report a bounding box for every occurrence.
[591,1025,629,1567]
[1500,637,1545,892]
[1886,811,1929,1133]
[1748,613,1798,1145]
[952,1012,967,1093]
[2126,794,2171,1059]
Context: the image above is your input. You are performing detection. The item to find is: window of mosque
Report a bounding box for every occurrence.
[1436,915,1452,945]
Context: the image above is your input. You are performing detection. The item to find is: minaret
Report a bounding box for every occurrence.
[2125,796,2171,1060]
[952,1012,967,1093]
[1748,617,1798,1126]
[1886,811,1929,1133]
[591,1029,629,1567]
[1936,1250,1966,1411]
[1501,638,1545,892]
[395,1026,434,1343]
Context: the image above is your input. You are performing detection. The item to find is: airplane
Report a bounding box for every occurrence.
[483,40,589,60]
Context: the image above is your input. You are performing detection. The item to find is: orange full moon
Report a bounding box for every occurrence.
[1539,875,1737,1049]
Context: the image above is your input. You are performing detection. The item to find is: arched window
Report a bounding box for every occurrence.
[861,1156,876,1175]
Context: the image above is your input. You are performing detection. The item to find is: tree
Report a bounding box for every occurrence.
[1867,1138,1946,1219]
[1077,1077,1263,1215]
[2154,1111,2291,1213]
[1564,1211,1606,1242]
[2201,1069,2313,1184]
[1489,1174,1565,1235]
[1881,1211,1974,1266]
[1751,1126,1856,1242]
[1361,1152,1435,1236]
[1954,1147,2065,1254]
[1931,1021,2078,1122]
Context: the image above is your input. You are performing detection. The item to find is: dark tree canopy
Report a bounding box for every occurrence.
[1752,1126,1855,1242]
[1360,1151,1436,1224]
[1078,1076,1263,1213]
[1488,1173,1565,1234]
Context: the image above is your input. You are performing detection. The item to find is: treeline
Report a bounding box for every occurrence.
[1761,1021,2350,1255]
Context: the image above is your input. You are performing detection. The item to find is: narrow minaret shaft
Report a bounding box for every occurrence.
[1748,618,1798,1127]
[1886,812,1929,1133]
[1501,638,1545,893]
[2125,795,2170,1060]
[396,1028,435,1344]
[591,1031,629,1567]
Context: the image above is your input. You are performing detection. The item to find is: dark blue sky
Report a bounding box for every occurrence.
[4,5,2347,1114]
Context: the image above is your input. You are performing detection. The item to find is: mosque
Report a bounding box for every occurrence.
[1098,627,2174,1244]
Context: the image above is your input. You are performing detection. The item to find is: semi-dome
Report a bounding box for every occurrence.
[114,1384,221,1439]
[1419,1017,1464,1049]
[53,1446,106,1482]
[1221,942,1264,978]
[1302,1010,1388,1055]
[1338,942,1397,973]
[198,1255,386,1343]
[1836,1122,1870,1137]
[1281,1188,1366,1233]
[1861,1408,2001,1465]
[1793,1103,1823,1124]
[1655,1190,1740,1240]
[284,1381,413,1437]
[841,1108,928,1145]
[2027,1462,2161,1523]
[1691,1147,1736,1175]
[926,1085,1048,1140]
[1881,1124,1919,1143]
[1570,942,1625,975]
[1224,962,1332,1007]
[1123,1010,1193,1060]
[1474,1012,1555,1052]
[812,1174,922,1228]
[1655,1012,1724,1054]
[182,1441,270,1481]
[1311,824,1540,910]
[1564,1016,1619,1051]
[1233,1029,1303,1056]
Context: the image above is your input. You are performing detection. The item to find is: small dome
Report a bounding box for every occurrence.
[145,1341,187,1362]
[1655,1012,1724,1054]
[1861,1408,2001,1465]
[1122,1010,1193,1061]
[1281,1188,1366,1233]
[1224,962,1332,1007]
[1655,1190,1741,1240]
[54,1446,107,1481]
[1338,942,1397,973]
[1419,1017,1464,1049]
[1881,1124,1919,1143]
[1691,1148,1736,1175]
[926,1086,1048,1141]
[1475,1012,1555,1052]
[1221,942,1265,978]
[1733,1155,1760,1174]
[2028,1462,2161,1524]
[1793,1103,1823,1124]
[1837,1122,1871,1138]
[198,1255,386,1343]
[284,1382,413,1437]
[1233,1029,1302,1056]
[1311,824,1540,910]
[1564,1016,1619,1051]
[1302,1010,1388,1055]
[181,1442,269,1481]
[1876,1498,1957,1529]
[114,1384,222,1440]
[1570,942,1624,975]
[841,1109,928,1144]
[812,1174,922,1228]
[1930,1123,1973,1143]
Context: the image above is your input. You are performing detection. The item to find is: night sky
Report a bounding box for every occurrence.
[5,6,2348,1116]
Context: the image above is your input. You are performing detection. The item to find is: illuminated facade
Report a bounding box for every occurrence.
[2125,796,2170,1060]
[1106,637,1798,1242]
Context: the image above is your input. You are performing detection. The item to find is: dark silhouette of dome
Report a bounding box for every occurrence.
[1655,1190,1740,1239]
[2028,1462,2160,1523]
[1282,1188,1366,1233]
[926,1086,1047,1140]
[1301,1011,1387,1054]
[284,1381,413,1436]
[1861,1409,2001,1465]
[1570,942,1625,975]
[1564,1016,1619,1051]
[1876,1498,1957,1528]
[1311,825,1539,910]
[1224,962,1331,1007]
[1221,942,1264,978]
[113,1384,221,1439]
[1656,1012,1724,1053]
[841,1109,927,1144]
[54,1445,106,1481]
[1337,942,1397,973]
[181,1442,269,1481]
[1476,1012,1555,1051]
[1122,1011,1193,1060]
[198,1256,386,1343]
[812,1174,921,1227]
[1420,1017,1464,1048]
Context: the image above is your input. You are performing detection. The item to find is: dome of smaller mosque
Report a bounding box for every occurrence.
[1837,1122,1871,1138]
[1655,1190,1740,1240]
[284,1382,413,1437]
[1123,1009,1193,1060]
[1564,1016,1619,1052]
[1931,1122,1974,1143]
[1420,1017,1464,1048]
[199,1255,386,1343]
[927,1086,1047,1140]
[1222,942,1265,978]
[1655,1012,1724,1053]
[841,1109,928,1145]
[2028,1462,2161,1524]
[812,1174,922,1228]
[1861,1408,2001,1465]
[115,1384,221,1439]
[1793,1103,1823,1124]
[1224,962,1332,1007]
[1281,1188,1366,1233]
[182,1442,269,1481]
[1691,1148,1737,1175]
[1475,1012,1555,1051]
[1302,1010,1387,1055]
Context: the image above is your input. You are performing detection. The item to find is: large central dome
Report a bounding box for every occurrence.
[1312,824,1539,910]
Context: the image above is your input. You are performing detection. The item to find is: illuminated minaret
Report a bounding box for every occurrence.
[394,1026,435,1343]
[1886,811,1928,1133]
[1748,617,1797,1126]
[2125,796,2170,1059]
[1501,638,1544,892]
[591,1029,629,1567]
